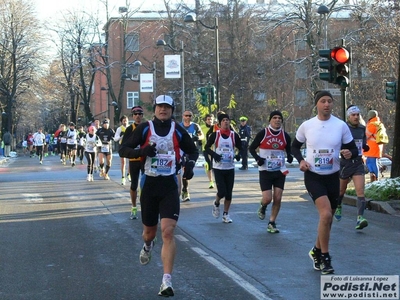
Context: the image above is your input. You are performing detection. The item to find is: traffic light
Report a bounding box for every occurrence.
[318,49,334,83]
[210,85,216,104]
[331,46,351,87]
[197,87,208,106]
[385,81,397,102]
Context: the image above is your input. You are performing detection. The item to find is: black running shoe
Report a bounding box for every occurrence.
[308,248,321,271]
[321,254,334,275]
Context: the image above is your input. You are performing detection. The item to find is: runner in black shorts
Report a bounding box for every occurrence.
[119,95,198,297]
[292,91,358,275]
[334,105,369,230]
[123,106,145,219]
[249,110,293,233]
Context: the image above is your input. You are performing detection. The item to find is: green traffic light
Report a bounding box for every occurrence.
[385,81,397,102]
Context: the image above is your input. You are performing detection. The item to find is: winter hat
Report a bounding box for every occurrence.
[269,110,283,121]
[367,110,378,120]
[217,113,230,124]
[314,90,333,105]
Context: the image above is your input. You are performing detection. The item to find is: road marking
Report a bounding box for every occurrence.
[191,247,273,300]
[22,193,43,202]
[175,235,189,242]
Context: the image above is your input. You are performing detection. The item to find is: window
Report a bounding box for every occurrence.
[125,33,139,52]
[295,89,307,107]
[295,33,306,51]
[295,64,307,79]
[127,91,139,108]
[253,91,266,101]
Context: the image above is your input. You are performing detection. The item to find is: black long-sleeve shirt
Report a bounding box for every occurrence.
[119,117,199,165]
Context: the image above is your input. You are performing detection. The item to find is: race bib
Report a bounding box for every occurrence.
[101,144,110,152]
[148,153,175,175]
[314,149,334,171]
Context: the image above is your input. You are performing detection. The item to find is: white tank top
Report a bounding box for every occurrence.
[144,121,177,177]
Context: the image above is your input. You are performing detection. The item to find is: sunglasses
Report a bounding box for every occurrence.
[184,115,192,117]
[133,113,143,116]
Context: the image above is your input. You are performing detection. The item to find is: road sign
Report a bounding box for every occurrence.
[326,88,341,96]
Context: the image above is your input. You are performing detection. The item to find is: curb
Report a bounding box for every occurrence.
[343,195,400,217]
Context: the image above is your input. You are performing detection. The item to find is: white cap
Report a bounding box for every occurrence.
[155,95,174,107]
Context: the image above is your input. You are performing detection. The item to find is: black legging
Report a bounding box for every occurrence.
[85,152,96,175]
[213,168,235,200]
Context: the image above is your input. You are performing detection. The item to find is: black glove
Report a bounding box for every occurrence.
[363,144,370,152]
[192,135,199,142]
[235,154,241,161]
[213,153,222,163]
[257,157,266,166]
[287,155,293,164]
[140,144,157,157]
[183,160,195,180]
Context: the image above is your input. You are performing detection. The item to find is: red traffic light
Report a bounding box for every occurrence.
[331,47,350,64]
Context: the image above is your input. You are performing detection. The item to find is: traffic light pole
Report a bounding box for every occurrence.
[390,44,400,178]
[341,87,347,120]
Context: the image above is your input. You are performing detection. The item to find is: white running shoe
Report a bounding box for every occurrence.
[139,240,155,265]
[87,175,91,181]
[212,202,220,218]
[222,214,233,223]
[121,177,126,185]
[158,279,174,297]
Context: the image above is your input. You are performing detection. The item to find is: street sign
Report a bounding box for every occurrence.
[326,88,341,96]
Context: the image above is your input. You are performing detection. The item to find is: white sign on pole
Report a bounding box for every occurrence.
[164,55,181,79]
[140,73,153,92]
[326,88,341,96]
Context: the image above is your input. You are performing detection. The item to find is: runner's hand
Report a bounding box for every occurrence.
[140,144,157,157]
[257,157,265,166]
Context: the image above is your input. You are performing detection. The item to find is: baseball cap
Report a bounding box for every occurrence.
[103,119,109,124]
[131,106,144,114]
[155,95,174,107]
[69,122,75,127]
[239,116,248,121]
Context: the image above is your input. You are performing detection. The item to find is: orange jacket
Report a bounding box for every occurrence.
[363,116,383,158]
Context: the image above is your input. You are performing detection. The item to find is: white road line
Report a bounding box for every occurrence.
[175,235,189,242]
[191,247,273,300]
[22,194,44,202]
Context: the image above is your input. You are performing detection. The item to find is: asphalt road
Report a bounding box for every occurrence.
[0,154,399,300]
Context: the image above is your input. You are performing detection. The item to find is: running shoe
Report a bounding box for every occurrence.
[320,254,334,275]
[130,207,138,220]
[99,170,104,177]
[127,174,131,182]
[257,203,266,220]
[308,248,321,271]
[158,279,174,297]
[355,216,368,230]
[334,205,342,221]
[267,222,279,233]
[87,175,91,181]
[209,181,214,189]
[139,240,155,265]
[182,191,190,202]
[212,201,220,218]
[71,162,76,167]
[121,177,126,185]
[104,174,110,180]
[222,214,232,223]
[90,175,94,181]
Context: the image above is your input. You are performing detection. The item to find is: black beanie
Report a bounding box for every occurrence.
[217,113,230,124]
[314,90,333,105]
[269,110,283,121]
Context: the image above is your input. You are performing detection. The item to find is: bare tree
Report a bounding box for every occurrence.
[0,0,43,136]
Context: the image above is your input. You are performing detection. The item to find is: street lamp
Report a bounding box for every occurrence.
[184,13,220,110]
[318,5,330,88]
[156,39,185,112]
